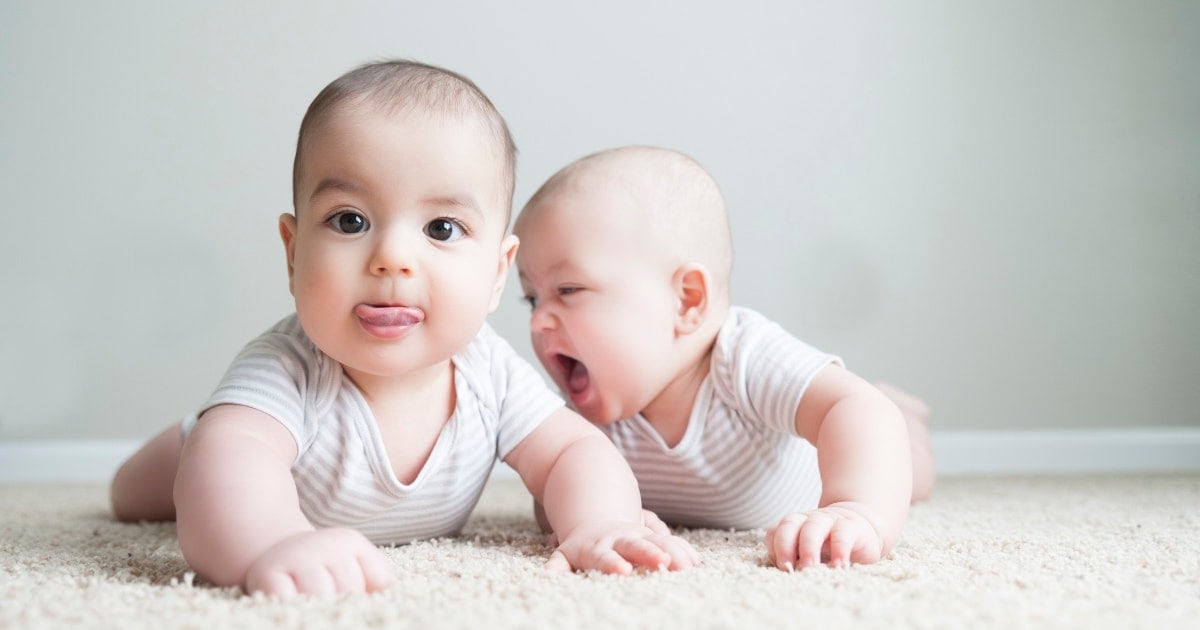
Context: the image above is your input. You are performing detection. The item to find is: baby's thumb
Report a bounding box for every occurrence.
[543,549,571,574]
[359,551,397,592]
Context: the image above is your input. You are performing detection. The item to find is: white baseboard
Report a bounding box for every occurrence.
[0,439,527,484]
[0,439,145,483]
[931,428,1200,474]
[1,428,1197,483]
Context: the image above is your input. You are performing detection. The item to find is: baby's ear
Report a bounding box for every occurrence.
[278,213,298,296]
[488,234,520,313]
[673,263,710,336]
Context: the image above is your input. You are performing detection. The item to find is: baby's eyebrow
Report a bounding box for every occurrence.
[518,261,576,285]
[309,177,362,201]
[423,195,485,222]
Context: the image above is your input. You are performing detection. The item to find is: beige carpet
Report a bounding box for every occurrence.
[2,474,1198,629]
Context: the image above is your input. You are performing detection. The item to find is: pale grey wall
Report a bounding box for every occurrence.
[1,1,1196,440]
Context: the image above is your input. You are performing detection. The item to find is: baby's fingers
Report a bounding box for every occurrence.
[768,514,806,571]
[640,534,699,570]
[597,549,634,575]
[247,570,299,599]
[357,548,396,592]
[290,562,338,596]
[328,557,367,594]
[643,509,671,536]
[544,549,572,574]
[819,510,883,567]
[795,512,836,569]
[845,520,884,566]
[327,544,393,594]
[650,534,701,570]
[612,536,670,571]
[826,519,864,569]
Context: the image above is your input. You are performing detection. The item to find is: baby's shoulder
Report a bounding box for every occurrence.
[449,323,511,403]
[452,323,562,419]
[229,314,341,395]
[241,314,321,363]
[710,306,832,387]
[453,322,506,370]
[714,306,799,355]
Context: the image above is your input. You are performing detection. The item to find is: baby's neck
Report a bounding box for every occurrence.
[640,331,720,448]
[343,360,455,413]
[344,360,456,486]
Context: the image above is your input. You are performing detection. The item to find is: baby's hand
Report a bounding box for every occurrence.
[545,521,699,575]
[244,528,395,598]
[765,503,883,571]
[545,509,670,547]
[640,508,671,537]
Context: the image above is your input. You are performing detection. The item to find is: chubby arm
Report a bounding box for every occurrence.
[505,407,697,573]
[174,404,392,595]
[174,404,309,586]
[767,365,912,570]
[111,422,184,522]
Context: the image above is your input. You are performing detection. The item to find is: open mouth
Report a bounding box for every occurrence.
[556,353,590,396]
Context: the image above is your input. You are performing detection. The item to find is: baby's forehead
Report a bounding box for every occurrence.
[322,99,502,152]
[559,172,672,224]
[301,104,513,215]
[520,180,634,229]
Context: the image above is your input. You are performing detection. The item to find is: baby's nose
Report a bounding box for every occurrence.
[529,303,558,332]
[370,230,417,276]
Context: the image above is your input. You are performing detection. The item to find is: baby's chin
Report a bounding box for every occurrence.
[564,398,623,426]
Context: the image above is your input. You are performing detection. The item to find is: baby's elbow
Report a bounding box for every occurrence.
[110,463,154,522]
[176,524,248,589]
[109,468,134,522]
[911,461,936,502]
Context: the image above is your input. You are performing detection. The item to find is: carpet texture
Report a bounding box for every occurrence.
[2,474,1198,628]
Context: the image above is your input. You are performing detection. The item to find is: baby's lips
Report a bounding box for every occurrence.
[354,304,425,327]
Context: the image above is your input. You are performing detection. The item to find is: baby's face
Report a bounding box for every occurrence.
[283,104,515,384]
[515,187,682,425]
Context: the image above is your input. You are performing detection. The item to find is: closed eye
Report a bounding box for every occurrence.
[521,286,582,310]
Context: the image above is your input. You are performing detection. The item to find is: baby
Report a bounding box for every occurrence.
[514,146,934,571]
[110,65,697,598]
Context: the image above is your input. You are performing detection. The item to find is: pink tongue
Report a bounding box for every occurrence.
[355,304,424,327]
[567,360,589,394]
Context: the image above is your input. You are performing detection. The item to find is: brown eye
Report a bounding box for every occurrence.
[329,210,368,234]
[425,218,465,242]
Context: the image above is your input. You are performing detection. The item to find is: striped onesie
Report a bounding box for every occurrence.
[599,307,842,530]
[181,314,563,545]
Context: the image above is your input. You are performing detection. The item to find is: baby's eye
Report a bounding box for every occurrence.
[328,210,369,234]
[425,218,466,242]
[522,295,538,310]
[557,286,581,297]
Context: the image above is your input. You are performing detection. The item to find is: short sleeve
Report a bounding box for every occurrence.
[180,316,335,458]
[477,326,565,458]
[710,308,843,437]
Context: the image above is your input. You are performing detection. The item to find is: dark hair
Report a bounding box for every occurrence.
[292,59,517,218]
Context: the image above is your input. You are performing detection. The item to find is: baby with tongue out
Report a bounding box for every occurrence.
[514,146,935,572]
[110,62,698,599]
